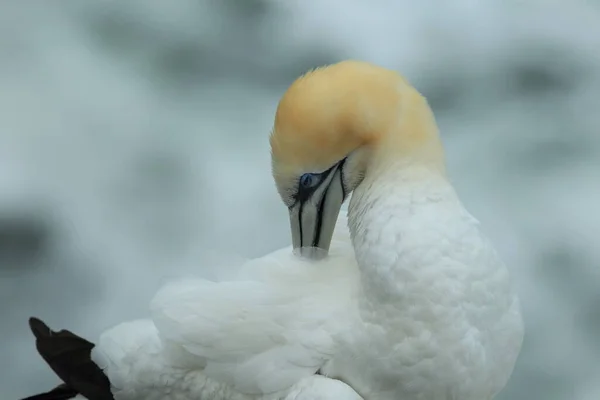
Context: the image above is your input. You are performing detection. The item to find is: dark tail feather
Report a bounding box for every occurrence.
[20,384,78,400]
[20,317,114,400]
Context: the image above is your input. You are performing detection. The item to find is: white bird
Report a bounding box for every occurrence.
[23,60,524,400]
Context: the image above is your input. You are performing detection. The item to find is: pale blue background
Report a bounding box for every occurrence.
[1,1,599,399]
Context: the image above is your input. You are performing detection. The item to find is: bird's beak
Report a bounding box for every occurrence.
[289,164,346,260]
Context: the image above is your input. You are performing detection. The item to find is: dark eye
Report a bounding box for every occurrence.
[299,173,318,189]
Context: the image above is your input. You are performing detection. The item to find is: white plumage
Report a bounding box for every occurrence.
[91,215,362,400]
[55,60,524,400]
[150,216,358,395]
[92,167,522,399]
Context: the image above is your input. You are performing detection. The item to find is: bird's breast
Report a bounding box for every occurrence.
[338,174,523,399]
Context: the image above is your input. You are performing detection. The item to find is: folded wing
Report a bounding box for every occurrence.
[151,220,357,395]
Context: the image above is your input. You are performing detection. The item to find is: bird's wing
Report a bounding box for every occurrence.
[151,228,357,395]
[24,317,114,400]
[20,384,78,400]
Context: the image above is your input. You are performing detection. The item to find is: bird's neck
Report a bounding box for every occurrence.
[347,163,459,299]
[368,88,447,178]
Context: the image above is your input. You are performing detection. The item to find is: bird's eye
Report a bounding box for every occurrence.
[299,173,318,189]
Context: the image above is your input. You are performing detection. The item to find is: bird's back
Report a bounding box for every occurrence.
[149,213,360,395]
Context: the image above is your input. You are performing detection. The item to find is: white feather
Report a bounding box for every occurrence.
[150,216,358,395]
[89,167,522,400]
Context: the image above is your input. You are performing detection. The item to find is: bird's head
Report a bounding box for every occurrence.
[270,60,445,258]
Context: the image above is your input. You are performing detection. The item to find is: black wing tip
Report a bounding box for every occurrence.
[29,317,53,340]
[25,317,115,400]
[19,383,78,400]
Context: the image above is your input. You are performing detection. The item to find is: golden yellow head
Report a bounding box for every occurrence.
[269,60,444,255]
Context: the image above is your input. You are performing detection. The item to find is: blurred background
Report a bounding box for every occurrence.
[1,1,599,399]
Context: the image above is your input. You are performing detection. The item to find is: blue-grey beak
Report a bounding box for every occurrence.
[289,164,346,260]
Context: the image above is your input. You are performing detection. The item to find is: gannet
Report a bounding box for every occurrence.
[22,60,523,400]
